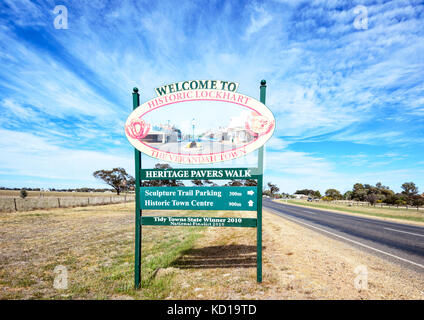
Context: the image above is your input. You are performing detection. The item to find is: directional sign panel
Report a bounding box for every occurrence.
[141,216,257,227]
[141,186,257,211]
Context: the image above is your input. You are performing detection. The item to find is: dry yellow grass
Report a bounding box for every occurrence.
[1,202,423,299]
[0,203,203,299]
[0,190,131,198]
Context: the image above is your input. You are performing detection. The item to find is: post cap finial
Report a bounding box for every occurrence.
[260,79,266,86]
[133,87,139,93]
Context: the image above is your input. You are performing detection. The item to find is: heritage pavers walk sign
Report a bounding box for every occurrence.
[125,80,274,288]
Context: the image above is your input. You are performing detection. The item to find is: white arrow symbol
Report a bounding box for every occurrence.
[247,190,254,196]
[248,200,254,207]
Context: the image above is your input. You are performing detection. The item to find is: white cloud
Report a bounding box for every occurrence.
[0,129,132,187]
[245,6,273,38]
[0,0,423,190]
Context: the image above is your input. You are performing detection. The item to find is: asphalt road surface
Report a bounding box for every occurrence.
[263,199,424,273]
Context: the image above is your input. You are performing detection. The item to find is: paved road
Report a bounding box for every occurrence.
[263,199,424,273]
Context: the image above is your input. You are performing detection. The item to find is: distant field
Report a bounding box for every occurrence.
[0,191,134,212]
[283,199,424,223]
[0,190,132,198]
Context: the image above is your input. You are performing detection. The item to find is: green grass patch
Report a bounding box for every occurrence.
[62,226,205,300]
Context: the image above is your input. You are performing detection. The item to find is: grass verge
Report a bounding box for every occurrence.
[283,200,424,223]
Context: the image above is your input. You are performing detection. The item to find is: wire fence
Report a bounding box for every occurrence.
[327,200,424,211]
[0,195,135,213]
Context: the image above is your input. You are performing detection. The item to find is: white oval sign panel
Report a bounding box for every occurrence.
[124,80,275,164]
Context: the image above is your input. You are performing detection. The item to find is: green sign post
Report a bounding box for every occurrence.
[130,80,269,288]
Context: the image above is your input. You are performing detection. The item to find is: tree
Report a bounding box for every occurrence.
[192,179,217,186]
[192,180,204,186]
[343,191,353,200]
[127,176,135,190]
[384,193,398,205]
[411,195,424,208]
[352,183,367,201]
[294,189,321,198]
[401,182,419,205]
[267,182,279,196]
[325,189,342,200]
[401,182,418,197]
[244,179,258,186]
[93,168,134,195]
[375,182,389,190]
[365,193,377,205]
[295,189,315,196]
[203,179,217,186]
[19,189,28,199]
[226,180,243,187]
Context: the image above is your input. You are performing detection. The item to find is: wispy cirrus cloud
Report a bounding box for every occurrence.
[0,0,423,191]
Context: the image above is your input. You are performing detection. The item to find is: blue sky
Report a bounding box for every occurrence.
[0,0,423,194]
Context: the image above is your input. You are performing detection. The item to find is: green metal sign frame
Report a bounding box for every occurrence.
[131,80,267,288]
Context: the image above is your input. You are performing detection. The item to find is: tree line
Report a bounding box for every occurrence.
[295,182,424,207]
[90,167,424,208]
[92,164,267,195]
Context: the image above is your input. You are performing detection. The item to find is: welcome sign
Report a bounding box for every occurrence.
[127,80,271,288]
[125,80,275,164]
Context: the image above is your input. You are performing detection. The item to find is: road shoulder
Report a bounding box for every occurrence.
[274,200,424,227]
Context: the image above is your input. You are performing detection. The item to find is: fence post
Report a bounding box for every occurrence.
[13,198,17,211]
[57,198,61,208]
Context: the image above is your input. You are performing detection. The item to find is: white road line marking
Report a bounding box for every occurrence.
[268,209,424,269]
[384,227,424,238]
[304,211,316,215]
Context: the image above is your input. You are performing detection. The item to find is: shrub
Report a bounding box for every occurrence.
[20,189,28,199]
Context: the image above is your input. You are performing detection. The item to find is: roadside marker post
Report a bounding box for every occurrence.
[127,80,273,288]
